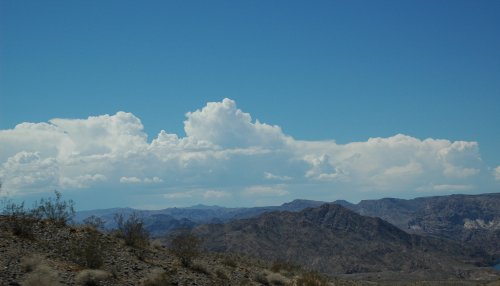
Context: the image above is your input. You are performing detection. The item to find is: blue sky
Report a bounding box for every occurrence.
[1,1,499,210]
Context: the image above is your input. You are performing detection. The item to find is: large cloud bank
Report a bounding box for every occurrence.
[0,99,496,207]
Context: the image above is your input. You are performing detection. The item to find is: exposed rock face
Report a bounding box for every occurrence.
[194,203,495,279]
[342,193,500,257]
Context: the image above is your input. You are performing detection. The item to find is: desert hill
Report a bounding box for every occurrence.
[193,203,499,281]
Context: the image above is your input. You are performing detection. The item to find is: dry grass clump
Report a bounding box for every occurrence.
[141,268,176,286]
[22,263,60,286]
[20,255,43,273]
[75,269,111,286]
[267,272,290,286]
[295,271,329,286]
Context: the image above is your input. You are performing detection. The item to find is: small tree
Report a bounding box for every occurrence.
[170,232,200,267]
[114,212,149,248]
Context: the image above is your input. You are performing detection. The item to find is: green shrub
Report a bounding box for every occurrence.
[114,212,149,248]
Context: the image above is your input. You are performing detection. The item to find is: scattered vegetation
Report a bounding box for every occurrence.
[2,200,39,238]
[1,190,75,238]
[170,232,201,267]
[114,212,150,248]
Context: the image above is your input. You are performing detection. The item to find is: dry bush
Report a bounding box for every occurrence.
[150,239,163,249]
[253,272,270,285]
[75,269,111,286]
[114,212,149,248]
[222,256,238,268]
[22,264,59,286]
[2,201,39,239]
[32,190,75,225]
[190,262,211,276]
[267,272,290,286]
[170,232,200,267]
[71,230,104,269]
[215,268,229,280]
[83,215,106,231]
[20,255,42,273]
[142,268,176,286]
[295,271,329,286]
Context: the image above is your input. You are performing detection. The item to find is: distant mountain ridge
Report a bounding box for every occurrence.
[338,193,500,257]
[192,203,495,280]
[75,199,325,236]
[76,193,500,258]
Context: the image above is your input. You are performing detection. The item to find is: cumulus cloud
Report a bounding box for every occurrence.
[494,166,500,181]
[0,98,494,207]
[184,98,288,148]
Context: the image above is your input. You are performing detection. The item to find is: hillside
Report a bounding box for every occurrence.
[342,193,500,257]
[0,215,342,286]
[193,203,499,281]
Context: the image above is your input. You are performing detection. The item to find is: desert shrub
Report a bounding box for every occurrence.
[267,272,290,286]
[142,268,176,286]
[75,269,111,286]
[71,230,104,269]
[114,212,150,248]
[270,260,301,277]
[222,256,237,268]
[215,268,229,280]
[2,200,39,238]
[20,255,43,273]
[22,264,60,286]
[295,271,329,286]
[253,272,270,285]
[190,262,211,276]
[32,190,75,225]
[170,232,200,267]
[150,239,163,249]
[83,215,106,231]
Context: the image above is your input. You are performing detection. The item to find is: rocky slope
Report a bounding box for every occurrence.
[0,215,339,286]
[193,203,499,281]
[342,193,500,257]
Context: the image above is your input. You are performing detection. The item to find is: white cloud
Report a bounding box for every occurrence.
[243,185,289,197]
[163,192,193,199]
[417,184,476,192]
[120,177,142,184]
[0,98,495,207]
[184,98,288,148]
[203,190,230,199]
[494,166,500,181]
[264,172,292,181]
